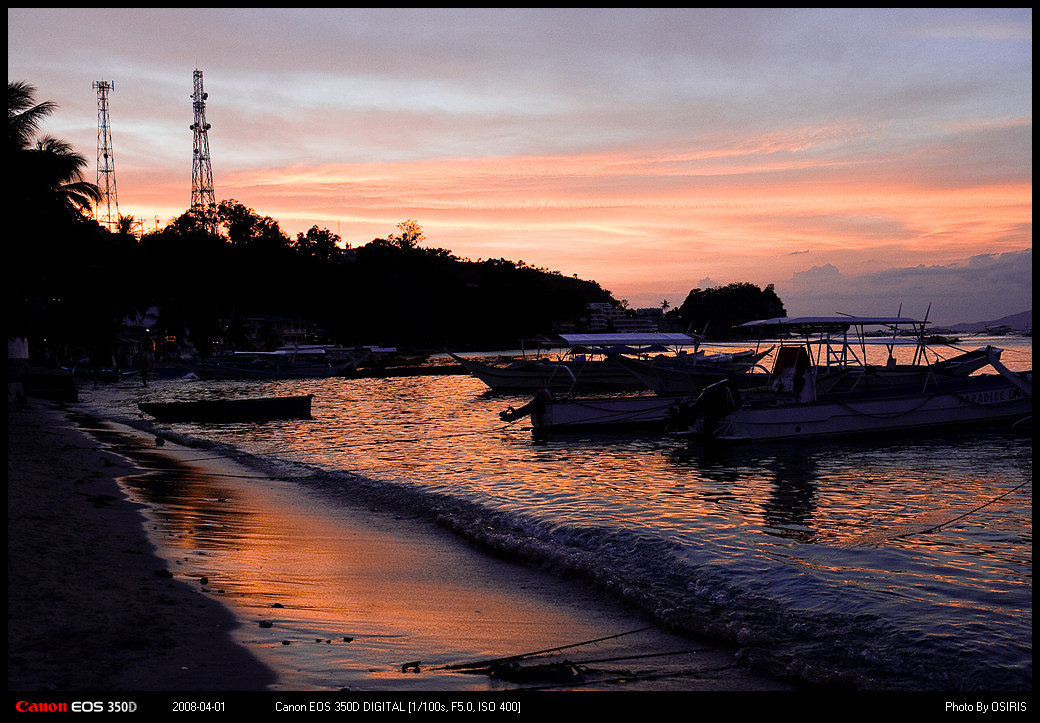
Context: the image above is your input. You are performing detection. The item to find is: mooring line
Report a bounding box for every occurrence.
[432,613,841,674]
[433,622,670,672]
[568,644,739,667]
[837,478,1032,547]
[506,661,748,691]
[431,611,722,673]
[439,630,845,690]
[884,479,1031,541]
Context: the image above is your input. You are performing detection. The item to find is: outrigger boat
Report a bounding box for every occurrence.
[607,346,773,395]
[452,333,701,393]
[747,316,1007,395]
[610,336,999,396]
[190,346,371,380]
[669,316,1031,442]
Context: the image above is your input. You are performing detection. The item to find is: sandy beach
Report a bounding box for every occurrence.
[8,394,804,704]
[7,398,277,692]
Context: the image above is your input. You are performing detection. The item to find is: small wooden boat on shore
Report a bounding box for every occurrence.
[138,394,314,423]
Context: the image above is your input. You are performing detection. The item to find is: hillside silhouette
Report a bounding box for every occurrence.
[8,205,622,359]
[9,203,793,367]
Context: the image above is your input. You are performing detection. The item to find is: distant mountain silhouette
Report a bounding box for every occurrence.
[937,310,1031,333]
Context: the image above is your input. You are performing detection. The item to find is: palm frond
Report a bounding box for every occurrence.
[8,81,57,151]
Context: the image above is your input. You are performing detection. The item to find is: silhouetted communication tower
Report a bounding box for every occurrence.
[92,80,119,231]
[190,69,216,224]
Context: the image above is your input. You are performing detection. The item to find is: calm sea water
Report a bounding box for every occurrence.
[79,337,1032,691]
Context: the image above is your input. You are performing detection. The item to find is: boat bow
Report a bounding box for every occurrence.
[986,345,1032,397]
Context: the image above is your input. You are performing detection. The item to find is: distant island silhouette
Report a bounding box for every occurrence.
[934,310,1031,334]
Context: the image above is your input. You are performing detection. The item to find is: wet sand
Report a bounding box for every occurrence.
[8,397,797,699]
[7,399,276,692]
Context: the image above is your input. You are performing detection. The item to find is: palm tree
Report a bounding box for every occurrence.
[25,136,101,218]
[7,80,56,152]
[115,214,139,236]
[8,81,100,225]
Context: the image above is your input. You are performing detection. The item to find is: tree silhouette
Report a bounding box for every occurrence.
[115,214,138,236]
[8,82,100,227]
[217,199,289,250]
[387,219,425,249]
[7,80,56,151]
[294,225,342,262]
[8,82,104,344]
[677,282,786,338]
[25,136,102,219]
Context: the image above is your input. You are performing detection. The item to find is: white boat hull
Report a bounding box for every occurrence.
[694,374,1031,442]
[530,395,686,432]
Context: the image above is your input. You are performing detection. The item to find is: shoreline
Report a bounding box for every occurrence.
[7,399,276,691]
[8,397,801,694]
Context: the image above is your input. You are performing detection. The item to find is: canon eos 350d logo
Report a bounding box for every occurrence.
[15,700,138,713]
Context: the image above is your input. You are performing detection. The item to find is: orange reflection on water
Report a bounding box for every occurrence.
[124,447,714,689]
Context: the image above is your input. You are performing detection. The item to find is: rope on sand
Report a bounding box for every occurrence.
[429,614,840,672]
[433,622,668,672]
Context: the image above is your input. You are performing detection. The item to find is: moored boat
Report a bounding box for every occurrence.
[65,365,141,383]
[612,337,1000,396]
[607,347,772,395]
[675,370,1031,442]
[189,347,370,380]
[138,394,315,423]
[500,390,688,432]
[670,318,1032,442]
[450,353,639,393]
[451,332,701,393]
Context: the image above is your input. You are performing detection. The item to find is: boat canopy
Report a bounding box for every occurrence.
[559,332,700,348]
[742,316,928,327]
[741,316,930,334]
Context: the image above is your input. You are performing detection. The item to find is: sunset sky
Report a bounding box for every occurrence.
[8,8,1032,325]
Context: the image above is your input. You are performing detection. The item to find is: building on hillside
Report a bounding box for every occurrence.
[585,302,662,333]
[236,315,310,350]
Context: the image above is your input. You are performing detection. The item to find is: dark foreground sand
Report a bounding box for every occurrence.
[7,399,277,692]
[9,396,803,700]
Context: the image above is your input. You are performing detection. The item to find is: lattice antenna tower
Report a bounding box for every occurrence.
[190,69,216,228]
[92,80,119,231]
